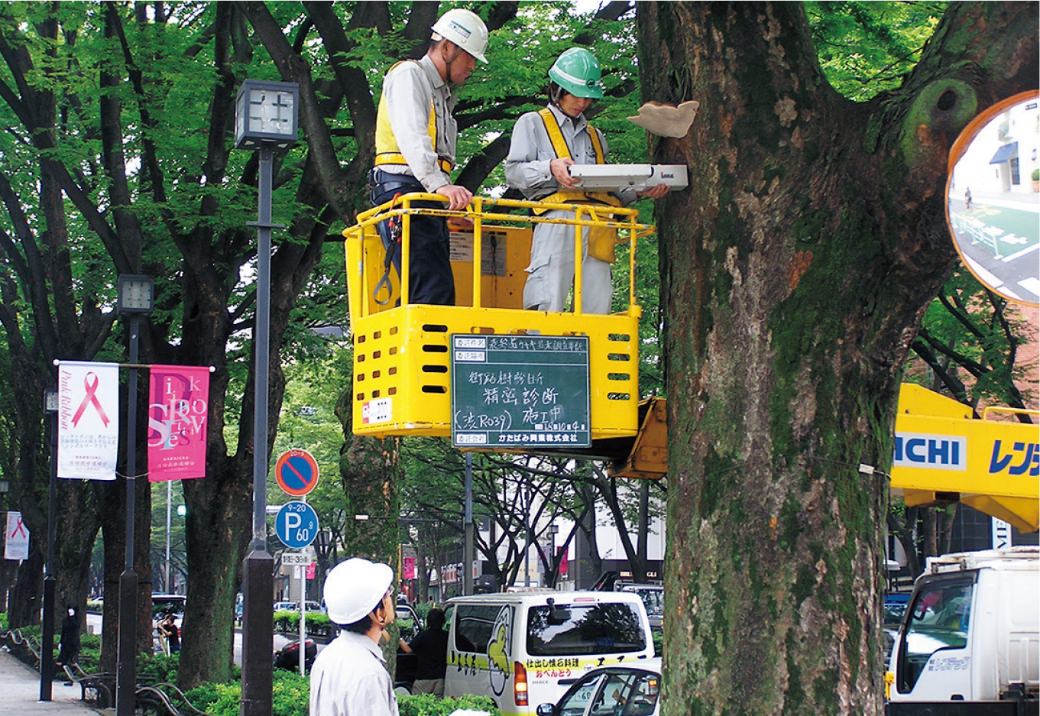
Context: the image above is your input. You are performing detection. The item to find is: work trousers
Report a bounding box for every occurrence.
[523,208,611,313]
[370,169,454,306]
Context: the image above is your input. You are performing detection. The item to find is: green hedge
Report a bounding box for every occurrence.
[184,671,500,716]
[273,610,332,636]
[399,693,499,716]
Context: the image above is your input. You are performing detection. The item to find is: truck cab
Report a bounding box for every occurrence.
[887,547,1039,711]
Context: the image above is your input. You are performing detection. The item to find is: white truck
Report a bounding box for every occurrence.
[887,546,1039,715]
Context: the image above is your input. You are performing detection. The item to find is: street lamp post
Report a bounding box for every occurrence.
[40,388,58,701]
[234,78,299,716]
[115,273,154,716]
[164,481,172,591]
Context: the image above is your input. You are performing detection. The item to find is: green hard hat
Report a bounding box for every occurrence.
[548,48,604,99]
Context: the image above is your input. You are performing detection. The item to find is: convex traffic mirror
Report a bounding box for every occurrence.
[946,91,1039,306]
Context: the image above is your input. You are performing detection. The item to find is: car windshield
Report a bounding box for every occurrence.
[527,601,647,656]
[627,587,663,618]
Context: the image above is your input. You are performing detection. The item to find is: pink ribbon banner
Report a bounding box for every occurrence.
[58,362,120,480]
[4,511,29,561]
[147,365,210,481]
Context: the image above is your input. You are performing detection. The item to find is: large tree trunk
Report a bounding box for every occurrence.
[99,514,121,672]
[177,356,260,688]
[8,551,43,627]
[53,482,100,632]
[179,456,251,687]
[335,392,402,666]
[637,3,1037,713]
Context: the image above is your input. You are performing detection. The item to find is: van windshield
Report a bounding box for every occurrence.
[526,602,646,656]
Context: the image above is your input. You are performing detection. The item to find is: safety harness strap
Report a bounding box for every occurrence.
[534,108,619,215]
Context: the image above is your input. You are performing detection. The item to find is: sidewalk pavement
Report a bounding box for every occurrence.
[0,649,109,714]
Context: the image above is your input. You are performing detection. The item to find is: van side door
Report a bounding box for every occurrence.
[892,575,976,701]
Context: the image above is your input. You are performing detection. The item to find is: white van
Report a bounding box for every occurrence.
[443,591,655,715]
[887,546,1039,706]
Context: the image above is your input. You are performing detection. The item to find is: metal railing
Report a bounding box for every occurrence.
[345,193,654,316]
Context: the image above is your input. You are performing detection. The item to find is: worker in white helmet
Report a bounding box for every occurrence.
[369,8,489,305]
[309,558,398,716]
[505,48,668,314]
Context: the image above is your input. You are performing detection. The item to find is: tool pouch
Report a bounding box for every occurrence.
[587,224,618,263]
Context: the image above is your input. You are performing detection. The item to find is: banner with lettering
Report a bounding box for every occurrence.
[148,365,210,481]
[58,361,120,480]
[4,511,29,561]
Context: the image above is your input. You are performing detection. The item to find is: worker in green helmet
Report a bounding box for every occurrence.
[505,48,668,314]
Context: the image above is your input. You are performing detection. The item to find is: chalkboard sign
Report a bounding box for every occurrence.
[451,334,590,448]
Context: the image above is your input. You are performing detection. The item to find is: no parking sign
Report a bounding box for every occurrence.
[274,449,320,496]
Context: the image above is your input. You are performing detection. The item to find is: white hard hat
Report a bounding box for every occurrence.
[431,8,489,64]
[323,558,394,625]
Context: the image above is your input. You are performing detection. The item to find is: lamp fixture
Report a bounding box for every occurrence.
[234,80,299,150]
[117,274,155,314]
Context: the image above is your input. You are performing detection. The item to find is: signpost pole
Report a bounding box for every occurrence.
[463,453,473,596]
[299,494,307,677]
[299,564,306,676]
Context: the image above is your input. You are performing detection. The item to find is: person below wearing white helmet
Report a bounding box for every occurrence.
[309,558,399,716]
[505,48,669,314]
[369,8,489,306]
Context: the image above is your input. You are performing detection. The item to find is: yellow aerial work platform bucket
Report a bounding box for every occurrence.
[342,194,653,449]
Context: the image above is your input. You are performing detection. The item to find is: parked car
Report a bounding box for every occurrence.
[273,600,323,613]
[151,594,185,629]
[536,658,662,716]
[273,638,317,673]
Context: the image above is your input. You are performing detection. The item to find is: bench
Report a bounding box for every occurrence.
[63,663,117,708]
[64,663,207,715]
[135,682,209,716]
[1,626,42,667]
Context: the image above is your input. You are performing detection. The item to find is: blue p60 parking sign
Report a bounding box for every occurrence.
[275,501,319,549]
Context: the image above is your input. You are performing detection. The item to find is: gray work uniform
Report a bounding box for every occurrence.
[371,55,459,305]
[505,103,635,313]
[377,55,457,192]
[309,630,399,716]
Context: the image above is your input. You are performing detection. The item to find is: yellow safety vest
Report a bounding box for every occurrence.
[374,62,454,174]
[536,108,621,262]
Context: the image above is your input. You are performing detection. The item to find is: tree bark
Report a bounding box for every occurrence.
[637,2,1037,713]
[335,389,401,666]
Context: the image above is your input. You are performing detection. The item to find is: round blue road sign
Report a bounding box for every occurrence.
[275,501,319,549]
